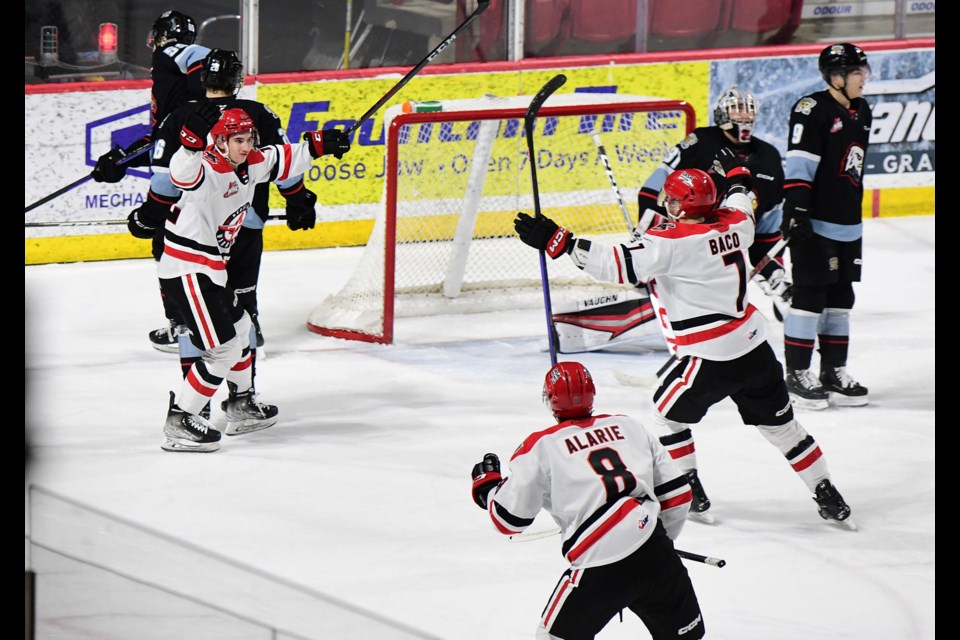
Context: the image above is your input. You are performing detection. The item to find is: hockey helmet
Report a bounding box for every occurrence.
[658,168,717,220]
[543,362,596,420]
[202,49,244,95]
[713,86,759,144]
[148,10,197,50]
[818,43,870,84]
[211,108,259,153]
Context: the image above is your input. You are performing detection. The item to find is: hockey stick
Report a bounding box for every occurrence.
[342,0,490,137]
[592,134,634,231]
[508,526,725,567]
[26,214,290,228]
[748,236,788,281]
[25,139,155,214]
[524,73,568,367]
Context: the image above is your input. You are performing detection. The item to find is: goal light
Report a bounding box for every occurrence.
[40,26,59,63]
[98,22,119,63]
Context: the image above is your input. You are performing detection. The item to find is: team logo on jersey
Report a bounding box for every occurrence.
[795,97,816,115]
[828,257,839,271]
[678,132,699,149]
[842,145,865,185]
[830,118,843,133]
[217,205,247,249]
[636,514,650,530]
[223,180,239,198]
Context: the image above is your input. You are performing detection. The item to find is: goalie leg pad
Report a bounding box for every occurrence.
[552,289,666,354]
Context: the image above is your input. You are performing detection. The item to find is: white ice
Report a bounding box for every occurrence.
[25,215,935,639]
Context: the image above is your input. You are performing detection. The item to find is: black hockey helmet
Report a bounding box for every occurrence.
[148,10,197,50]
[818,43,870,84]
[202,49,244,95]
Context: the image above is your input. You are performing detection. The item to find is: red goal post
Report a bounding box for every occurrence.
[307,93,696,344]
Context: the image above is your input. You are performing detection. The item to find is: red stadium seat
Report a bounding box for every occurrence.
[649,0,724,38]
[568,0,636,43]
[526,0,569,53]
[728,0,795,33]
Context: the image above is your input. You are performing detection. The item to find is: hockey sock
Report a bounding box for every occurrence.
[755,420,829,492]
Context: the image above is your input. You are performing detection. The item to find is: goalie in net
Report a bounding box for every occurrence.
[306,93,696,345]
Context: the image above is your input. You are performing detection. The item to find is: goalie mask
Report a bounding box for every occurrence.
[713,86,759,144]
[211,108,259,155]
[543,362,596,420]
[147,10,197,50]
[658,169,716,221]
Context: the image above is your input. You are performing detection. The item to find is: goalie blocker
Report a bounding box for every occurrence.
[551,287,667,354]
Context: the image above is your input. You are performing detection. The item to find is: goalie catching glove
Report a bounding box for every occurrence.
[514,212,574,259]
[470,453,503,509]
[302,129,351,160]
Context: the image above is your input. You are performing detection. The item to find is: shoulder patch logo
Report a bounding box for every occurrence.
[795,97,816,115]
[678,132,699,149]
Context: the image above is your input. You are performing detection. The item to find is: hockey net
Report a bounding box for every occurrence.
[307,93,695,343]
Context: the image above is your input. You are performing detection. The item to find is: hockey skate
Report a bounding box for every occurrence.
[785,368,829,411]
[148,319,180,353]
[685,470,716,524]
[820,366,869,407]
[161,391,221,453]
[813,479,856,531]
[220,382,278,436]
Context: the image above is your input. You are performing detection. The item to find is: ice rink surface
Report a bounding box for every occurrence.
[25,215,934,639]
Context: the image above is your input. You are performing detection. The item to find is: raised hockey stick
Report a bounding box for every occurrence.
[25,139,155,214]
[342,0,490,137]
[592,133,634,231]
[508,525,726,567]
[748,236,789,281]
[524,73,568,367]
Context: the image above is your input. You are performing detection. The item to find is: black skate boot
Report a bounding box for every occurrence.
[685,470,715,524]
[221,382,278,436]
[785,368,829,411]
[161,391,221,453]
[820,365,869,407]
[813,479,856,530]
[148,319,180,354]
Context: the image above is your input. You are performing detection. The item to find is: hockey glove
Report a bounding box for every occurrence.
[471,453,503,510]
[711,147,753,193]
[514,212,573,259]
[127,207,158,239]
[180,101,222,151]
[781,201,814,242]
[303,129,351,160]
[92,146,128,184]
[283,185,318,231]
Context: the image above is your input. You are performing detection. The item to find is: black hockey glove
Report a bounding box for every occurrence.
[471,453,503,510]
[92,146,128,184]
[781,201,814,243]
[711,147,753,193]
[127,207,158,239]
[284,187,318,231]
[514,212,573,259]
[303,129,351,160]
[180,101,222,151]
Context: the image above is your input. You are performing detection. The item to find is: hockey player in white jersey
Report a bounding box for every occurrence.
[471,361,704,639]
[157,102,349,452]
[514,150,855,529]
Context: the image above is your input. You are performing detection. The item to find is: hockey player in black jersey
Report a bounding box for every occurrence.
[90,10,212,351]
[637,85,790,320]
[780,43,872,410]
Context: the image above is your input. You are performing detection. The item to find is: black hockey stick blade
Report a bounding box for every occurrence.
[343,0,490,137]
[25,139,155,214]
[677,549,726,568]
[524,74,568,137]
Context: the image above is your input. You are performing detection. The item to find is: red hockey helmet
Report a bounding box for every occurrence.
[658,168,717,220]
[211,108,259,152]
[543,362,596,420]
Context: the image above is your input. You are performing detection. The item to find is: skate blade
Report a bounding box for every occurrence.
[151,342,179,354]
[225,417,279,436]
[789,394,829,411]
[161,437,220,453]
[825,517,858,531]
[827,393,869,408]
[688,511,717,525]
